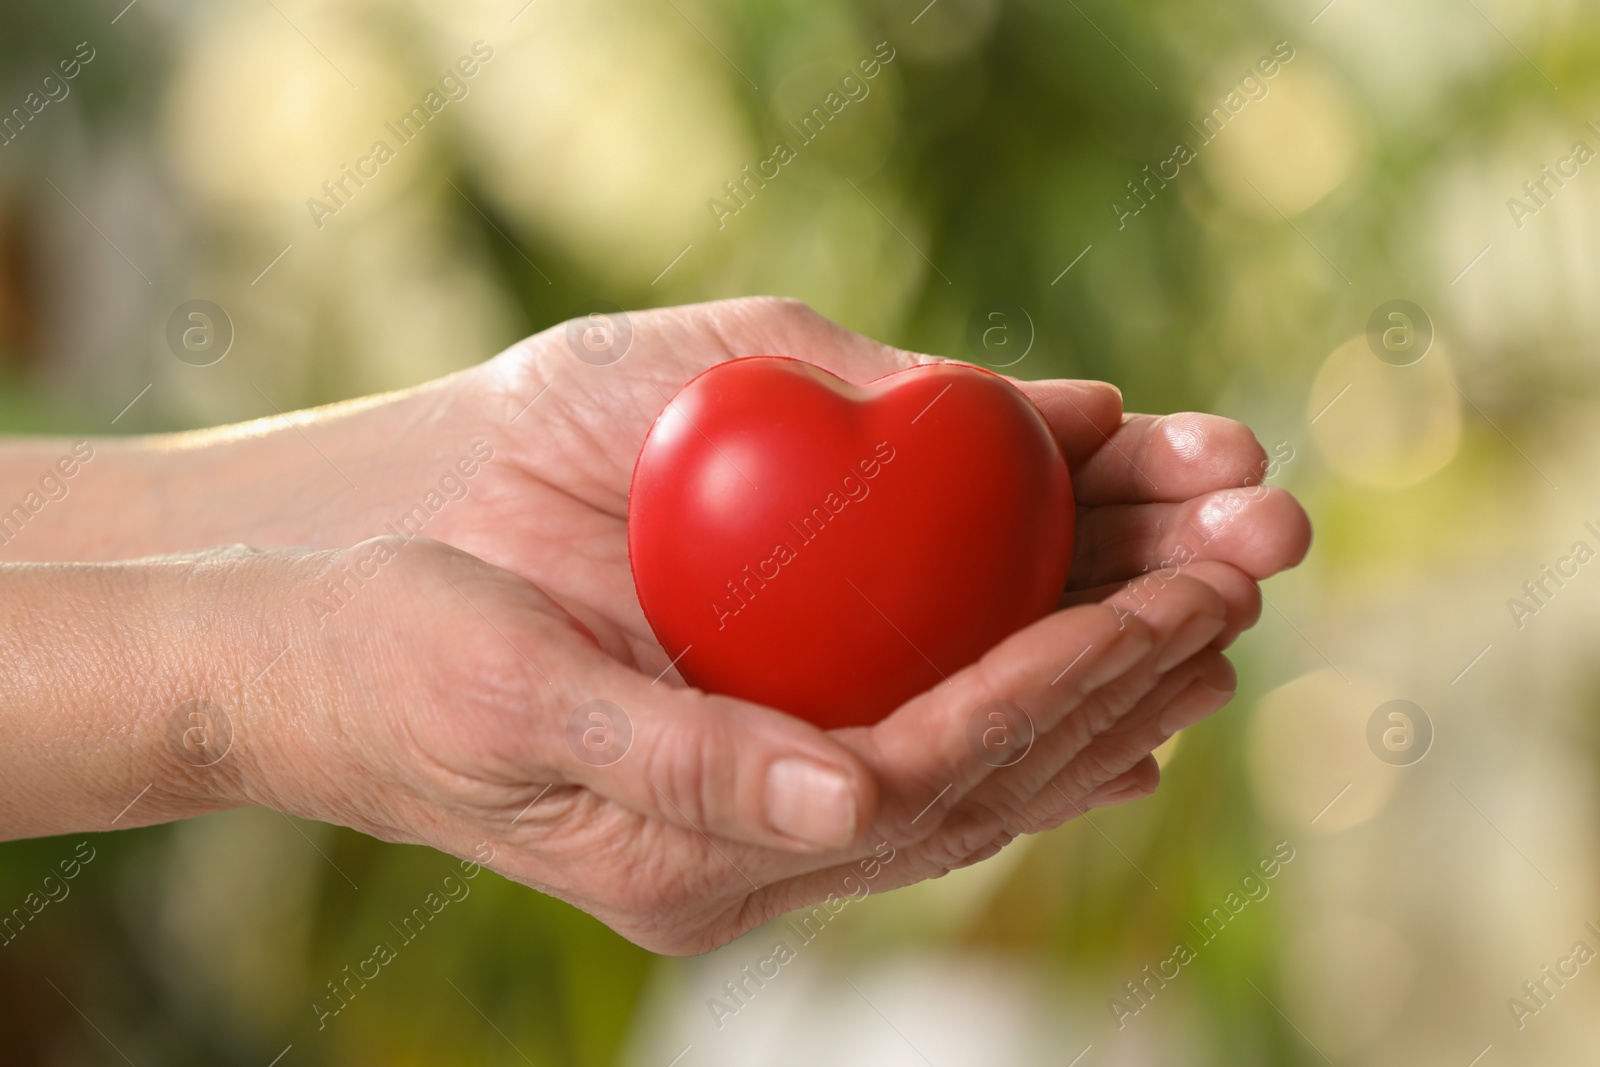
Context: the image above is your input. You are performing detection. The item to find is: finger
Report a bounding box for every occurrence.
[1099,572,1227,672]
[848,573,1224,847]
[735,833,991,929]
[545,660,879,855]
[991,573,1224,774]
[1072,413,1274,505]
[1077,650,1234,777]
[1079,754,1161,809]
[1064,561,1261,650]
[739,735,1148,927]
[1069,487,1312,587]
[738,666,1201,919]
[982,572,1225,739]
[1020,653,1235,834]
[836,603,1154,842]
[1011,379,1126,469]
[672,598,1222,921]
[959,646,1229,834]
[1032,674,1232,832]
[947,830,1021,871]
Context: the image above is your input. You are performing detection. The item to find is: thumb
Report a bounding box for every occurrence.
[551,667,879,854]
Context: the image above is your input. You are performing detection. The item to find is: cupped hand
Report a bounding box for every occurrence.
[429,297,1310,676]
[239,532,1233,955]
[211,297,1311,954]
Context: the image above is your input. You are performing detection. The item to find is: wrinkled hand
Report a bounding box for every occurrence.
[223,298,1309,954]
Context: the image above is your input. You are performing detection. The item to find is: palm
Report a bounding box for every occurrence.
[398,539,1220,955]
[435,299,941,675]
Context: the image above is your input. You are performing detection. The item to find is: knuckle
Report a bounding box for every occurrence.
[1058,750,1126,799]
[920,808,1009,872]
[743,295,815,321]
[952,832,1014,871]
[1068,688,1133,740]
[740,296,831,339]
[640,712,730,831]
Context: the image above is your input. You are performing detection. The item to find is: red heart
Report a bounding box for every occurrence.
[628,357,1074,730]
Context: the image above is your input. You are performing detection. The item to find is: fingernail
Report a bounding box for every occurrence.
[1157,613,1226,671]
[1157,682,1232,738]
[766,759,857,849]
[1076,625,1154,694]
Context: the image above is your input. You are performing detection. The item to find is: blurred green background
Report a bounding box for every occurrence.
[3,0,1599,1063]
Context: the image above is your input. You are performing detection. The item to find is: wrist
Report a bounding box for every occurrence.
[0,549,309,838]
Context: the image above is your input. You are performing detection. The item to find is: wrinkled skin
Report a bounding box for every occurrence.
[101,297,1313,956]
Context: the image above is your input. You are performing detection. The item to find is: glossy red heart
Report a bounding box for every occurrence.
[627,357,1074,730]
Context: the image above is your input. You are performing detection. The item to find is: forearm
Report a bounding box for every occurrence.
[0,375,466,562]
[0,554,267,838]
